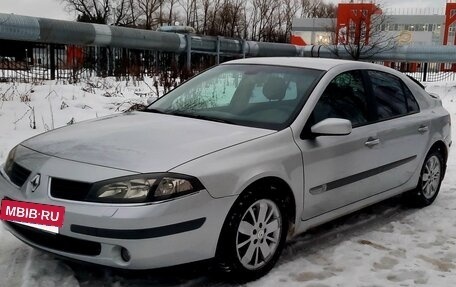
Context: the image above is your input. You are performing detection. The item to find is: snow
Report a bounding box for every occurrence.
[0,79,455,286]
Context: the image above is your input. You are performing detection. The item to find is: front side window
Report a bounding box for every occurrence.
[312,70,369,127]
[147,64,324,130]
[368,71,408,120]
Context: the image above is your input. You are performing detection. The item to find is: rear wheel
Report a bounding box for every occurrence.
[216,187,289,281]
[406,150,444,207]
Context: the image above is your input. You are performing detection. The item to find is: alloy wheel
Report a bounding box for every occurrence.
[421,155,441,199]
[235,199,282,270]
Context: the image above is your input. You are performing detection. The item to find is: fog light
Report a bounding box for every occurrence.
[120,247,131,262]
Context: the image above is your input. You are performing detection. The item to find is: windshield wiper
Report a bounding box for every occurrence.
[142,108,166,114]
[167,111,236,125]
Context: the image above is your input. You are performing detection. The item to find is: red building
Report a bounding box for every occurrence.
[442,1,456,71]
[336,1,382,45]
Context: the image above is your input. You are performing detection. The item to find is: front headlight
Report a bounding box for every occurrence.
[87,173,204,203]
[4,145,17,174]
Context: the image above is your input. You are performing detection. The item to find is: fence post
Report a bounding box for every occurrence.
[242,39,246,58]
[50,44,56,80]
[423,62,428,82]
[216,36,221,65]
[107,48,114,77]
[186,34,192,72]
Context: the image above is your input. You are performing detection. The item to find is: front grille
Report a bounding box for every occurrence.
[4,162,31,187]
[50,178,92,201]
[5,221,101,256]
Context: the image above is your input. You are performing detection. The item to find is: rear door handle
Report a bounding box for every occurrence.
[365,137,380,148]
[418,125,429,134]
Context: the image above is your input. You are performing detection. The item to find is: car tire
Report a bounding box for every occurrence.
[406,150,445,207]
[215,185,289,281]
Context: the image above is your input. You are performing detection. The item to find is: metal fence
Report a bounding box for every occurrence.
[0,39,242,83]
[2,39,456,83]
[378,61,456,82]
[3,13,456,83]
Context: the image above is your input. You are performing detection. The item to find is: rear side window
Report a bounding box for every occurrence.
[368,71,408,120]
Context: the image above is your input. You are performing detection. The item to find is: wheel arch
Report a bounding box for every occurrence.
[216,176,297,251]
[214,176,297,276]
[427,140,448,178]
[405,140,447,207]
[428,140,448,164]
[243,176,297,228]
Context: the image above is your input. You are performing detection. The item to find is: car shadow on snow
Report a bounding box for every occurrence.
[60,194,422,287]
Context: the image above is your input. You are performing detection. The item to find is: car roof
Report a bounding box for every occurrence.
[222,57,382,72]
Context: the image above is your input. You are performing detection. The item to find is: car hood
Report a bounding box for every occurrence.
[21,112,275,173]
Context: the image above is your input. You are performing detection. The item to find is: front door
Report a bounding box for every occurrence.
[297,70,385,220]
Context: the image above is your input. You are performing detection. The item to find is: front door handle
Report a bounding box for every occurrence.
[365,137,380,148]
[418,125,429,134]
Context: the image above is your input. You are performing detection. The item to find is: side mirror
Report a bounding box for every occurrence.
[311,118,352,136]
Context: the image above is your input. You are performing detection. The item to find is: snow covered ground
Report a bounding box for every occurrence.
[0,79,455,286]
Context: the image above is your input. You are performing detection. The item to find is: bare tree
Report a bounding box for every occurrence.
[178,0,198,27]
[113,0,141,26]
[136,0,162,29]
[200,0,212,33]
[248,0,281,41]
[326,3,397,60]
[129,0,138,26]
[60,0,336,43]
[300,0,336,18]
[62,0,111,23]
[208,0,222,35]
[61,0,139,25]
[215,0,245,37]
[166,0,179,25]
[282,0,301,42]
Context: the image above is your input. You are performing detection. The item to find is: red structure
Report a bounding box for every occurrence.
[290,35,307,46]
[66,46,84,68]
[442,1,456,71]
[443,1,456,45]
[336,1,382,45]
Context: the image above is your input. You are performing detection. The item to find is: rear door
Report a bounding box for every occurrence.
[364,70,429,192]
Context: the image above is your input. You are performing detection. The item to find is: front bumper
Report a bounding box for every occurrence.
[0,163,236,269]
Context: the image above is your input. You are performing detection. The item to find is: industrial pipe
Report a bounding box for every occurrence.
[0,13,300,57]
[299,45,456,63]
[3,13,456,62]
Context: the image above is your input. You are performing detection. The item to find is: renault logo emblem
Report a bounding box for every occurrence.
[30,174,40,192]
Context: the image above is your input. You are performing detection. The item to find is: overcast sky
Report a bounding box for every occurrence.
[0,0,449,21]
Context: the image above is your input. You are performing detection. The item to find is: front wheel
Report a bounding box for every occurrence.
[406,150,445,207]
[216,188,289,281]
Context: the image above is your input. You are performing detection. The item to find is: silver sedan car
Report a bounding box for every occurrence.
[0,58,451,280]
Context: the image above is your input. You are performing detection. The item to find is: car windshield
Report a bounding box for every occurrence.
[146,64,324,130]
